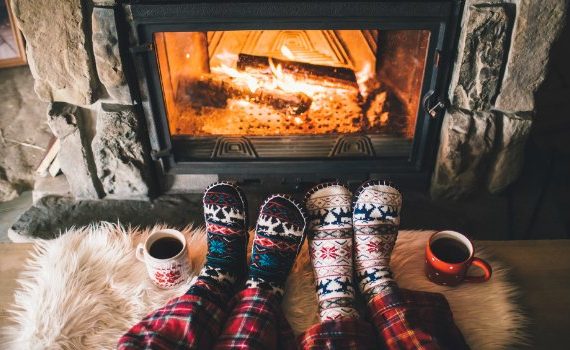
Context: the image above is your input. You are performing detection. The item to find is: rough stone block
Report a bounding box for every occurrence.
[11,0,99,106]
[0,66,52,202]
[92,7,133,104]
[487,113,532,193]
[92,104,152,199]
[47,103,102,199]
[32,175,72,204]
[494,0,568,111]
[431,108,497,199]
[453,5,512,111]
[0,179,18,202]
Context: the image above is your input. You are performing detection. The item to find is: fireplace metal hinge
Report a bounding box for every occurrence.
[130,42,154,54]
[422,90,448,119]
[151,147,171,161]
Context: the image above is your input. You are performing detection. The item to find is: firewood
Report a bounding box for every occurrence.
[48,156,61,177]
[236,53,357,88]
[183,76,313,114]
[36,137,60,177]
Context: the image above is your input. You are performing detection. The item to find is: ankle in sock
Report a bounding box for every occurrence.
[189,182,248,304]
[246,194,306,298]
[353,180,402,302]
[305,183,360,320]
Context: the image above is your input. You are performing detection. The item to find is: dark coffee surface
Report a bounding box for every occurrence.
[149,237,183,259]
[431,238,470,263]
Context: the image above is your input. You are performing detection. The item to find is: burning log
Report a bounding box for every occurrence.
[183,75,313,114]
[236,53,358,89]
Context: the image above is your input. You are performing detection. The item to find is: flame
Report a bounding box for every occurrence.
[268,59,330,97]
[211,64,260,93]
[215,50,238,66]
[280,45,295,60]
[210,51,350,103]
[356,62,373,97]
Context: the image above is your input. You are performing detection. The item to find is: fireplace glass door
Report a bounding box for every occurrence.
[153,29,430,160]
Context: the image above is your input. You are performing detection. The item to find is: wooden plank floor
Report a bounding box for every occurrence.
[1,240,570,348]
[0,243,33,331]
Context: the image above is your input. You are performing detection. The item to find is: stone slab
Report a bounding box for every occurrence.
[453,4,512,111]
[47,103,102,199]
[92,7,132,104]
[92,104,152,199]
[11,0,99,106]
[32,175,72,204]
[494,0,568,111]
[487,113,533,193]
[431,108,497,199]
[8,194,203,241]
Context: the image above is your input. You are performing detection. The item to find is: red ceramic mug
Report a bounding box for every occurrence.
[425,230,492,286]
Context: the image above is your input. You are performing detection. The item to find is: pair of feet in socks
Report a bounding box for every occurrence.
[306,180,402,321]
[190,180,402,321]
[190,182,306,304]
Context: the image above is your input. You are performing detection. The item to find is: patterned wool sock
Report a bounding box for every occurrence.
[305,183,360,320]
[188,182,248,304]
[246,194,306,299]
[353,180,403,302]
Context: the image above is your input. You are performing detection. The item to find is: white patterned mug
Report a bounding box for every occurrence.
[136,229,191,289]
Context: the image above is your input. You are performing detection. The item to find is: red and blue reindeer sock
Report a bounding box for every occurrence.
[353,180,403,302]
[305,183,360,320]
[187,182,248,305]
[245,194,306,298]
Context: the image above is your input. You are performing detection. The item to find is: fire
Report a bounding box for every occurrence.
[211,63,261,93]
[211,54,347,100]
[356,62,373,97]
[267,59,343,98]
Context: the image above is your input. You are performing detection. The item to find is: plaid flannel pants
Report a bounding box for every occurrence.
[118,283,468,350]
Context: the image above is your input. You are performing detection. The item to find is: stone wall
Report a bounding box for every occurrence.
[10,0,153,201]
[7,0,568,201]
[432,0,568,199]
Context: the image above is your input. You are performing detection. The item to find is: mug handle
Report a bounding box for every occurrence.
[135,243,146,262]
[464,257,492,283]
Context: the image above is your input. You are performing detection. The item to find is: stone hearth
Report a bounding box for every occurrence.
[5,0,568,240]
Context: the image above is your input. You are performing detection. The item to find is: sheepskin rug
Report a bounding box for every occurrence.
[2,223,527,349]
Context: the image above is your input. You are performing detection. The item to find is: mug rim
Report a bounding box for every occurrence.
[143,229,187,262]
[427,230,474,265]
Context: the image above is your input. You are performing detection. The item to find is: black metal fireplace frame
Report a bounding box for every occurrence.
[126,1,463,184]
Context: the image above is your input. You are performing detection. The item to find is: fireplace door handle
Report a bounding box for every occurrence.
[422,90,447,119]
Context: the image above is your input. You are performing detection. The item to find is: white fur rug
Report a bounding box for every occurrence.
[1,223,527,349]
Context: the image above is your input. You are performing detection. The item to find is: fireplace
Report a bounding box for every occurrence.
[7,0,567,239]
[129,1,460,181]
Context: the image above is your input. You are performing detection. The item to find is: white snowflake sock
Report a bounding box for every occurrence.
[353,180,402,302]
[306,183,359,320]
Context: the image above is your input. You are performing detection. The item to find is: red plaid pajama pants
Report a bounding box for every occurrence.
[118,286,468,350]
